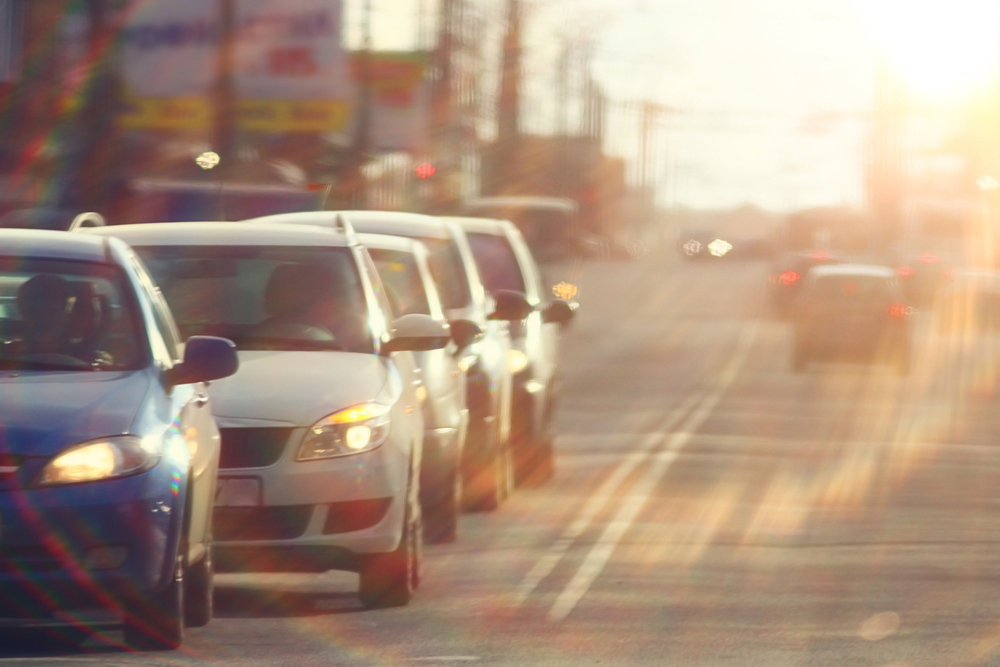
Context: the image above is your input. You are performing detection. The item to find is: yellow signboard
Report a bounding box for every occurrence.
[120,96,351,133]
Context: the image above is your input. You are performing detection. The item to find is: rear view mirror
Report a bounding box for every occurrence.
[450,319,483,350]
[489,290,533,322]
[544,300,576,326]
[383,314,451,355]
[168,336,239,385]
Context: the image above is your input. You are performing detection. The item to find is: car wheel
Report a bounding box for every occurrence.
[424,465,459,544]
[122,553,184,650]
[519,435,555,488]
[359,500,421,608]
[184,546,213,628]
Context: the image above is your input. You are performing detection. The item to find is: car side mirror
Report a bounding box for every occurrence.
[168,336,239,385]
[450,319,483,350]
[488,290,533,321]
[382,314,451,355]
[544,300,576,326]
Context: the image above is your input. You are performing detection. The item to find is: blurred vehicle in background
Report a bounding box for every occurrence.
[363,233,478,544]
[0,209,105,231]
[895,198,983,306]
[935,269,1000,333]
[677,228,722,260]
[767,249,846,317]
[791,265,911,374]
[244,211,531,513]
[90,222,443,610]
[448,217,576,486]
[0,229,237,650]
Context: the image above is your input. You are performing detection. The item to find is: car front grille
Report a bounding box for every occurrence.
[322,498,393,535]
[219,428,293,469]
[214,505,313,542]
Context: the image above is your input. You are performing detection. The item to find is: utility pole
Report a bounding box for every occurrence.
[211,0,236,218]
[347,0,374,208]
[495,0,522,194]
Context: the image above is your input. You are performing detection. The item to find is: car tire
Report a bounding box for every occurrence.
[359,500,421,609]
[184,546,213,628]
[519,435,555,488]
[462,413,505,512]
[424,466,459,544]
[122,553,184,650]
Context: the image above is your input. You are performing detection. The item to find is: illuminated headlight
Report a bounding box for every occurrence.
[38,436,158,486]
[708,239,733,257]
[296,404,391,461]
[507,349,529,375]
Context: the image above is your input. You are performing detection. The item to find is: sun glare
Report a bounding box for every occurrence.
[860,0,1000,96]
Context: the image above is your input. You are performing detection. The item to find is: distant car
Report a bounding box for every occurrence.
[0,208,105,231]
[244,211,531,513]
[767,249,845,317]
[935,269,1000,333]
[0,229,237,650]
[89,221,446,609]
[362,233,478,543]
[448,217,575,486]
[677,228,729,260]
[792,264,911,374]
[894,250,955,306]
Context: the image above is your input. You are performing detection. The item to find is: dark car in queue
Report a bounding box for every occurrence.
[0,229,237,650]
[767,249,845,317]
[447,217,575,486]
[243,211,531,514]
[362,233,478,543]
[792,265,911,374]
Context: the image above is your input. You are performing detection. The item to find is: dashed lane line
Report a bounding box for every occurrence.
[547,321,758,622]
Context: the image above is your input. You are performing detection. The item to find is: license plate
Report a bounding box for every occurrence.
[215,478,262,507]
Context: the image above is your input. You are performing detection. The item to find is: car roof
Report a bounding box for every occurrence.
[339,211,451,240]
[0,228,110,263]
[808,264,896,279]
[442,216,513,235]
[357,233,423,253]
[84,222,351,247]
[462,196,578,214]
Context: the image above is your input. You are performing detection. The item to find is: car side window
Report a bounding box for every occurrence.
[127,252,182,364]
[358,250,394,343]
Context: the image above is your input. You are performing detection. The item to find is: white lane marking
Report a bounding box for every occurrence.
[511,393,704,607]
[409,658,481,663]
[547,321,758,622]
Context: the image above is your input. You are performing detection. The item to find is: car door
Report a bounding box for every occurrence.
[508,226,559,392]
[126,251,220,557]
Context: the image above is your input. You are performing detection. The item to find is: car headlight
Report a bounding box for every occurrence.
[296,404,391,461]
[38,436,158,486]
[507,349,529,375]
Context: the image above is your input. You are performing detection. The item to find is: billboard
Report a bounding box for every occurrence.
[120,0,350,133]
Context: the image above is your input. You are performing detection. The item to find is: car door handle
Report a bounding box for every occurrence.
[194,392,210,407]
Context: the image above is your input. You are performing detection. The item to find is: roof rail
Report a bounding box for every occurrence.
[68,212,106,232]
[335,213,360,246]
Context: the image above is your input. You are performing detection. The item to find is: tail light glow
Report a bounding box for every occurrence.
[897,265,916,278]
[888,303,907,318]
[779,270,801,286]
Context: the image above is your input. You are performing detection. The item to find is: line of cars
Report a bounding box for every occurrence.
[0,210,575,650]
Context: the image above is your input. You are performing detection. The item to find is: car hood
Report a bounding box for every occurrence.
[0,371,150,456]
[209,351,388,427]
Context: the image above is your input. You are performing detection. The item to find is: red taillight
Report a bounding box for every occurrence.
[917,252,940,264]
[888,303,907,318]
[897,265,916,278]
[779,270,801,286]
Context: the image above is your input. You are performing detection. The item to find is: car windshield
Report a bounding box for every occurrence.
[0,258,144,371]
[419,238,472,311]
[466,232,526,294]
[369,248,431,318]
[134,246,372,354]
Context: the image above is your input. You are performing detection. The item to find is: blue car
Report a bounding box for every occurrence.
[0,230,237,650]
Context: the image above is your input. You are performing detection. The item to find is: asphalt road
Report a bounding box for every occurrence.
[6,254,1000,666]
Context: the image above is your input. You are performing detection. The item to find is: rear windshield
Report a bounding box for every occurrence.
[369,249,431,318]
[0,258,145,371]
[467,232,526,295]
[135,246,373,354]
[808,275,894,303]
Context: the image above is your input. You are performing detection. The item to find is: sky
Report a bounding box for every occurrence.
[348,0,1000,211]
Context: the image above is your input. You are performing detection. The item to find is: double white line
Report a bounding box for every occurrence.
[514,322,757,622]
